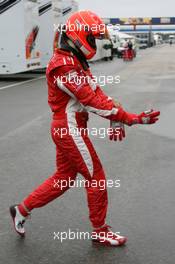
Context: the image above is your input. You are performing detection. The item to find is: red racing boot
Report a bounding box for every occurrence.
[91,225,127,246]
[9,205,29,237]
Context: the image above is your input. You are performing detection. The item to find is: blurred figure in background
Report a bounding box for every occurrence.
[103,38,113,61]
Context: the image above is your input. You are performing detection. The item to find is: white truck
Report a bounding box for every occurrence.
[0,0,40,74]
[0,0,78,74]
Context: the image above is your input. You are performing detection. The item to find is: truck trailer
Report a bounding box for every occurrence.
[0,0,78,74]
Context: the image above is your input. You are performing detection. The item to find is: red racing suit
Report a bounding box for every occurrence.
[21,49,123,228]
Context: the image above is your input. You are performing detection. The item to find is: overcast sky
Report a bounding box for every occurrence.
[79,0,174,18]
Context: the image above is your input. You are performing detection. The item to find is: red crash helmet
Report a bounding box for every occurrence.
[65,10,109,59]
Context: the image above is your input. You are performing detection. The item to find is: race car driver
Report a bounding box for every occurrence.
[10,10,160,246]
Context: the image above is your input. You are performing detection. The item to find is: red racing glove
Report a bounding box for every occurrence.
[109,121,126,141]
[117,109,160,126]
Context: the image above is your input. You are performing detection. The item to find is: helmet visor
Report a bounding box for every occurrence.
[86,33,97,49]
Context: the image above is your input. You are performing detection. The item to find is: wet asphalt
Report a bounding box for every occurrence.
[0,45,175,264]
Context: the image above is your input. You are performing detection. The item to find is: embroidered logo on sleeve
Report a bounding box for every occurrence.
[65,70,88,91]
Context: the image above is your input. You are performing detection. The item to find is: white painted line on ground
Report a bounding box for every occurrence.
[0,76,45,91]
